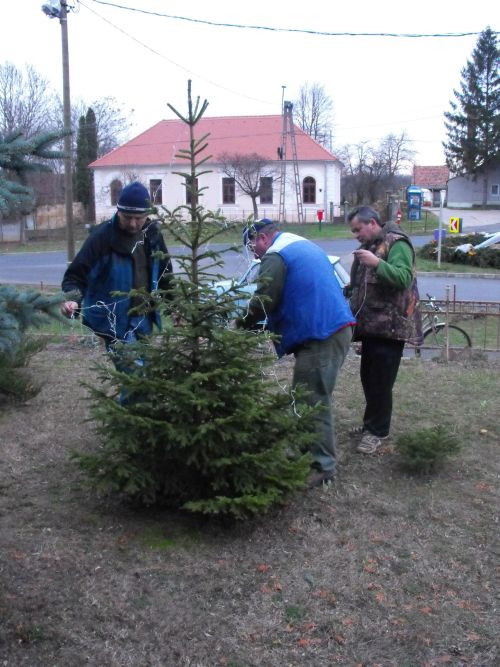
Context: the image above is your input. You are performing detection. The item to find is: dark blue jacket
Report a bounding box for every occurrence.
[61,214,172,340]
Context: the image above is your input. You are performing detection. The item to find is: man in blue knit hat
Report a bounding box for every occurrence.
[237,219,355,488]
[61,181,172,361]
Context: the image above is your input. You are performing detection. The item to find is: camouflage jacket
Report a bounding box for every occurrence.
[349,222,422,344]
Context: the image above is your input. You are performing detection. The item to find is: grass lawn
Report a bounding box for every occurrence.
[416,256,500,274]
[0,344,497,665]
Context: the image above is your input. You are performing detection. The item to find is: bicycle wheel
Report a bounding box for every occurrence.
[423,324,471,349]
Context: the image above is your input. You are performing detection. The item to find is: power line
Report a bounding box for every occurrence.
[86,0,495,38]
[78,0,274,106]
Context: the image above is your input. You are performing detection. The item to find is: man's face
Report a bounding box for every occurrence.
[117,211,148,235]
[251,232,272,258]
[350,216,380,244]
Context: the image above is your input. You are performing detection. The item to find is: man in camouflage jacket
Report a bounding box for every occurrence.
[347,206,422,454]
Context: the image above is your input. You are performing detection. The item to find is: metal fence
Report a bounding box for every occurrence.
[419,298,500,352]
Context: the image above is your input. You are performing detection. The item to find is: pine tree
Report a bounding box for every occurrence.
[74,82,317,520]
[0,126,68,401]
[0,285,65,401]
[0,129,66,216]
[443,27,499,204]
[74,108,97,220]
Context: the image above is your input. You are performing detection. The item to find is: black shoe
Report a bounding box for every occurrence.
[307,469,335,489]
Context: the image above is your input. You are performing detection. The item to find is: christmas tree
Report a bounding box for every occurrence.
[74,82,316,520]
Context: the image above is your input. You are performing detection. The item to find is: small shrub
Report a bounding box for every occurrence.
[395,425,461,474]
[417,234,499,270]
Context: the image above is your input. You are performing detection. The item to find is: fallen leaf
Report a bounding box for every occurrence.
[466,633,481,641]
[260,584,271,593]
[256,563,270,573]
[474,482,492,492]
[375,591,386,603]
[364,563,378,573]
[419,606,433,614]
[313,589,337,606]
[334,633,346,645]
[367,582,381,590]
[297,638,310,647]
[302,622,317,632]
[342,617,354,626]
[457,599,475,610]
[273,581,283,592]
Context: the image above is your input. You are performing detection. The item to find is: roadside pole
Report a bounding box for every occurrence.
[437,189,445,268]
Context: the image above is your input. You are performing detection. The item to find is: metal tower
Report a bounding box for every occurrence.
[278,101,303,223]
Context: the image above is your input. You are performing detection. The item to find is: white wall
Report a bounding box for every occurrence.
[93,161,342,222]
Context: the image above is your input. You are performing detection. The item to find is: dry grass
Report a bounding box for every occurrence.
[0,343,498,666]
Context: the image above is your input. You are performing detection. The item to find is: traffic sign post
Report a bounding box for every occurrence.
[437,190,445,267]
[449,217,463,234]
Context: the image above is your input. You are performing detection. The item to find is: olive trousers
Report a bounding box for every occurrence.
[293,325,353,473]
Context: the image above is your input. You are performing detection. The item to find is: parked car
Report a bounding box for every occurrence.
[212,255,350,324]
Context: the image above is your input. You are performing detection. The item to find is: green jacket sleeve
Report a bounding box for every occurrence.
[375,240,413,290]
[239,253,286,329]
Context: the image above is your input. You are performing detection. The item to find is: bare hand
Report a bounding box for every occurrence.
[353,249,380,268]
[61,300,79,317]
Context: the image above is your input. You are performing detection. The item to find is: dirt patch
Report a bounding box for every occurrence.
[0,343,498,666]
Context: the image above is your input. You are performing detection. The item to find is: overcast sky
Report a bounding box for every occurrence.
[1,0,496,165]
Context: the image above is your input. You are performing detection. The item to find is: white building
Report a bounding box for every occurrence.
[90,115,343,223]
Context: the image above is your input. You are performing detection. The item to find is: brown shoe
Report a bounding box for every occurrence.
[307,469,335,489]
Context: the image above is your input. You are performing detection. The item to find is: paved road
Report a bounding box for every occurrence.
[1,238,499,301]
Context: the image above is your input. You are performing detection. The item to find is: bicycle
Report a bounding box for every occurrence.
[420,293,472,351]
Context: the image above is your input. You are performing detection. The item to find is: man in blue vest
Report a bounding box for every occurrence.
[238,219,355,488]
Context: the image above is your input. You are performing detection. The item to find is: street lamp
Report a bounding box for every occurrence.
[42,0,75,262]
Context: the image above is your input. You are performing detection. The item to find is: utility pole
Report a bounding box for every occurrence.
[42,0,75,261]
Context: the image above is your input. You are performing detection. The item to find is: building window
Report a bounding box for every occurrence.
[491,184,499,196]
[149,179,163,205]
[303,177,316,204]
[110,179,123,206]
[186,177,199,205]
[260,177,273,204]
[222,177,235,204]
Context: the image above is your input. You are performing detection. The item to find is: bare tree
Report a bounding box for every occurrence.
[338,132,414,205]
[294,83,334,148]
[0,62,58,136]
[52,96,133,158]
[219,152,277,218]
[377,131,415,178]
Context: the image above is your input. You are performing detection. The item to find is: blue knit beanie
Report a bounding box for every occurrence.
[117,182,152,214]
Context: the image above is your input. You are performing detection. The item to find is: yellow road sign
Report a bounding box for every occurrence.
[449,217,462,233]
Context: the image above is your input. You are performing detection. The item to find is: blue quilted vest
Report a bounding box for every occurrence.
[266,233,355,357]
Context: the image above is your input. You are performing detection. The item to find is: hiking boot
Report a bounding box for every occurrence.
[307,469,335,489]
[357,433,383,454]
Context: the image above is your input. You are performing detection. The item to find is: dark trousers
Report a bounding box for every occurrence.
[360,336,404,438]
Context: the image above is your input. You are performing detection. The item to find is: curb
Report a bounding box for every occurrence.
[417,271,500,280]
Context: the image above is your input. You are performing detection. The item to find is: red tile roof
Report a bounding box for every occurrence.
[413,165,449,188]
[90,115,338,168]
